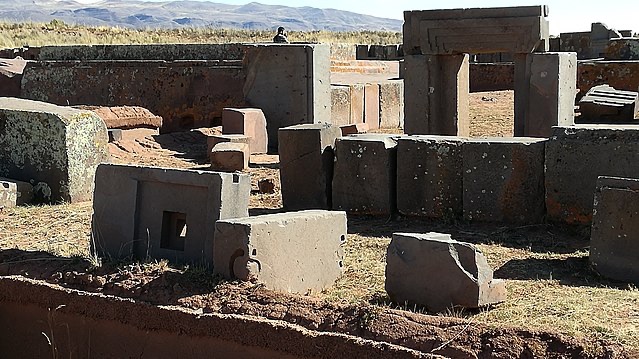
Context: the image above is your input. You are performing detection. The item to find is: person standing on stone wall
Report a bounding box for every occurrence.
[273,27,289,43]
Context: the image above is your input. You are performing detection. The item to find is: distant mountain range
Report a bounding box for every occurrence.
[0,0,403,31]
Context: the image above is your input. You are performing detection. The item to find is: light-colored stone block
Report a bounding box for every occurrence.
[222,108,268,154]
[210,142,249,172]
[207,134,250,156]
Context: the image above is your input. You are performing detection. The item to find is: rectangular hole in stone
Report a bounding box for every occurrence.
[161,211,187,251]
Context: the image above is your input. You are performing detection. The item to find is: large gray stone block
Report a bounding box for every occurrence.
[0,97,108,203]
[396,136,465,219]
[590,176,639,284]
[332,134,398,215]
[214,210,346,294]
[92,164,250,265]
[463,138,546,223]
[278,123,341,210]
[545,126,639,224]
[385,232,506,312]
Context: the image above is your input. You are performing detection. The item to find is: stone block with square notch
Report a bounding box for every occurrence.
[91,164,250,265]
[214,210,346,294]
[210,142,249,172]
[222,108,268,154]
[0,177,33,208]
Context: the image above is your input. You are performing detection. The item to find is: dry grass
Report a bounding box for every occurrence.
[0,21,401,48]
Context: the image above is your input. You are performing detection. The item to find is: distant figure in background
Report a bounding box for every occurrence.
[273,26,288,43]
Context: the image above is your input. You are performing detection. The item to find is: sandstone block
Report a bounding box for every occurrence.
[74,105,163,130]
[332,134,398,215]
[590,176,639,284]
[379,81,404,129]
[92,164,250,265]
[214,210,346,294]
[364,83,380,129]
[385,232,506,312]
[0,177,33,208]
[222,108,268,154]
[397,136,465,219]
[330,85,351,127]
[207,134,250,157]
[0,97,108,203]
[278,123,341,210]
[210,142,249,172]
[463,138,546,223]
[349,84,365,124]
[340,123,368,136]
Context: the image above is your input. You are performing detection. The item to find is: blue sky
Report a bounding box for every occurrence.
[78,0,638,35]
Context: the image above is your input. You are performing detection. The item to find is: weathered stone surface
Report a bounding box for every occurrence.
[207,134,250,157]
[214,210,346,294]
[74,105,163,130]
[330,85,351,127]
[364,83,380,129]
[545,126,639,224]
[386,232,506,312]
[340,123,368,136]
[463,138,546,223]
[379,81,404,129]
[92,164,250,265]
[222,108,268,154]
[332,134,398,215]
[606,38,639,60]
[0,97,108,203]
[210,142,249,172]
[397,136,465,219]
[0,177,33,208]
[578,61,639,95]
[349,84,365,124]
[590,176,639,284]
[278,123,341,210]
[0,58,25,98]
[579,85,638,122]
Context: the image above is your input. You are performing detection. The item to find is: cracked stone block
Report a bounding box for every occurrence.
[0,177,33,208]
[397,135,465,219]
[0,97,108,203]
[332,134,398,215]
[385,232,506,312]
[278,123,341,210]
[92,164,250,265]
[210,142,249,172]
[463,137,546,223]
[222,108,268,154]
[214,210,346,294]
[590,176,639,284]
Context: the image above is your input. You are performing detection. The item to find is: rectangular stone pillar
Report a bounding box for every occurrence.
[404,54,469,136]
[514,52,577,137]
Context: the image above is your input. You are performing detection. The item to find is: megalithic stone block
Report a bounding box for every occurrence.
[579,85,639,122]
[210,142,249,172]
[222,108,268,154]
[385,232,506,312]
[214,210,346,294]
[278,123,341,210]
[590,176,639,284]
[0,97,108,203]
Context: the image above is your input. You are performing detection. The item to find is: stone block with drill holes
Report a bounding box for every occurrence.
[397,136,465,219]
[463,138,546,223]
[0,177,33,208]
[210,142,249,172]
[278,124,341,210]
[332,134,398,215]
[207,134,250,157]
[222,108,268,154]
[545,126,639,224]
[214,210,346,294]
[92,164,250,265]
[590,176,639,284]
[385,232,506,313]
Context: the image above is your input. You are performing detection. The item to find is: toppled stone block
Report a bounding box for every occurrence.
[463,138,545,223]
[332,134,398,215]
[207,134,250,158]
[0,177,33,208]
[75,105,162,130]
[0,97,108,203]
[385,232,506,312]
[210,142,249,172]
[222,108,268,154]
[379,81,404,129]
[397,136,465,219]
[579,85,638,122]
[278,124,341,210]
[92,164,250,265]
[546,126,639,224]
[214,210,346,294]
[590,176,639,284]
[340,123,368,136]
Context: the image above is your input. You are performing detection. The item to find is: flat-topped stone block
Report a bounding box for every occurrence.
[92,164,250,265]
[332,134,399,215]
[546,126,639,224]
[207,134,250,157]
[214,210,346,294]
[278,123,341,210]
[386,232,506,312]
[210,142,249,172]
[590,176,639,284]
[0,97,108,203]
[463,137,546,223]
[397,136,465,219]
[0,177,33,208]
[222,108,268,154]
